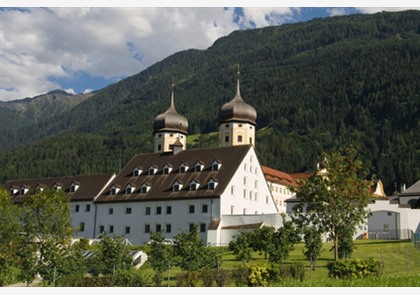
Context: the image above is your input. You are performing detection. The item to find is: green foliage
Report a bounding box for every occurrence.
[291,147,373,261]
[303,226,323,268]
[247,265,269,287]
[327,258,381,279]
[269,263,306,283]
[176,271,200,287]
[88,233,133,276]
[231,264,251,287]
[0,189,22,286]
[146,231,173,286]
[19,188,75,285]
[173,225,218,271]
[113,268,150,287]
[267,215,300,263]
[228,229,254,262]
[250,226,275,259]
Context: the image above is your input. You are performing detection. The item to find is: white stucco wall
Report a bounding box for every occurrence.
[220,147,278,216]
[71,201,96,239]
[94,198,220,245]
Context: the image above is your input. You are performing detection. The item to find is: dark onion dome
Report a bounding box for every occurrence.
[153,91,189,135]
[218,80,257,126]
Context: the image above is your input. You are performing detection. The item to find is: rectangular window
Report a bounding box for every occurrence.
[225,136,229,143]
[79,222,85,232]
[126,207,132,214]
[156,206,162,215]
[166,206,172,215]
[99,225,104,233]
[75,205,80,213]
[156,224,162,233]
[249,137,253,144]
[200,223,206,233]
[244,177,247,185]
[243,189,247,199]
[180,166,186,173]
[86,204,91,212]
[145,207,151,215]
[231,185,235,195]
[109,225,114,233]
[202,204,208,213]
[255,180,258,189]
[125,226,131,234]
[166,224,172,233]
[145,224,151,233]
[108,208,113,215]
[189,205,195,214]
[237,135,243,142]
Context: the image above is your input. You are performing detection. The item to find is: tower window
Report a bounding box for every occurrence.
[158,144,162,151]
[238,135,243,142]
[225,124,229,128]
[225,136,229,143]
[249,137,253,144]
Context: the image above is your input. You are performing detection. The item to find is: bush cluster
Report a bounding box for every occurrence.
[268,263,306,283]
[327,258,381,279]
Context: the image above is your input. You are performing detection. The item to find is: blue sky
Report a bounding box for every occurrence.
[0,3,418,101]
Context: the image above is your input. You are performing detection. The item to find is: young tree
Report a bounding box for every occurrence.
[267,215,300,264]
[291,147,373,261]
[302,226,323,269]
[19,188,76,285]
[89,233,133,275]
[228,229,254,262]
[0,189,23,286]
[173,225,218,271]
[250,226,275,259]
[147,231,173,286]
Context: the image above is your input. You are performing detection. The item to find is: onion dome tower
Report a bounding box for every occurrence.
[218,70,257,148]
[153,90,188,153]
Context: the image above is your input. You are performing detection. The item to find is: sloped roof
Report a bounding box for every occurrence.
[3,173,115,202]
[95,145,252,203]
[262,165,297,187]
[399,180,420,197]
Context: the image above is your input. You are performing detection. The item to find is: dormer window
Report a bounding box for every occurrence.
[9,186,18,196]
[179,162,189,173]
[148,165,157,175]
[163,164,173,174]
[208,178,218,190]
[190,180,199,191]
[140,182,151,193]
[53,182,62,191]
[125,184,135,194]
[20,185,29,195]
[211,160,221,171]
[132,166,143,176]
[194,161,204,172]
[35,184,45,192]
[173,181,183,192]
[110,184,120,195]
[70,181,80,192]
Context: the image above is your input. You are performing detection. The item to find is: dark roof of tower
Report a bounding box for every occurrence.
[153,91,189,135]
[218,80,257,126]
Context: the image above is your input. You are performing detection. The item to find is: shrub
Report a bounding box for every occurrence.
[114,269,149,287]
[231,264,250,287]
[214,268,230,287]
[248,265,269,287]
[327,258,381,279]
[200,269,216,287]
[268,263,306,283]
[176,271,200,287]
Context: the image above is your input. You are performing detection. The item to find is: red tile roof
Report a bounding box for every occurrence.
[262,165,298,187]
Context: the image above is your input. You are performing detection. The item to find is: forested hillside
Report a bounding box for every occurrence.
[0,10,419,195]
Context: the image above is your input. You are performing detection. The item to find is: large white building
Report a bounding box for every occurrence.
[4,79,284,246]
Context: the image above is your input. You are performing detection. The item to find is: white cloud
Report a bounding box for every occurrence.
[83,89,93,94]
[355,7,419,14]
[0,7,305,101]
[327,8,349,16]
[64,88,76,95]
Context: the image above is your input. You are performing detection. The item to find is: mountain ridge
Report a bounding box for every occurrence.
[0,10,419,195]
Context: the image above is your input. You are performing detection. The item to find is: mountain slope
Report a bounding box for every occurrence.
[0,10,419,195]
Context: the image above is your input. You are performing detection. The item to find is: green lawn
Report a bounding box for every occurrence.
[140,239,420,287]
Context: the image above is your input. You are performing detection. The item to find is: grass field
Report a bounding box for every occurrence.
[140,239,420,287]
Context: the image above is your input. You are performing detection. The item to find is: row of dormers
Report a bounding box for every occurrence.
[132,160,222,176]
[9,181,80,196]
[110,178,218,195]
